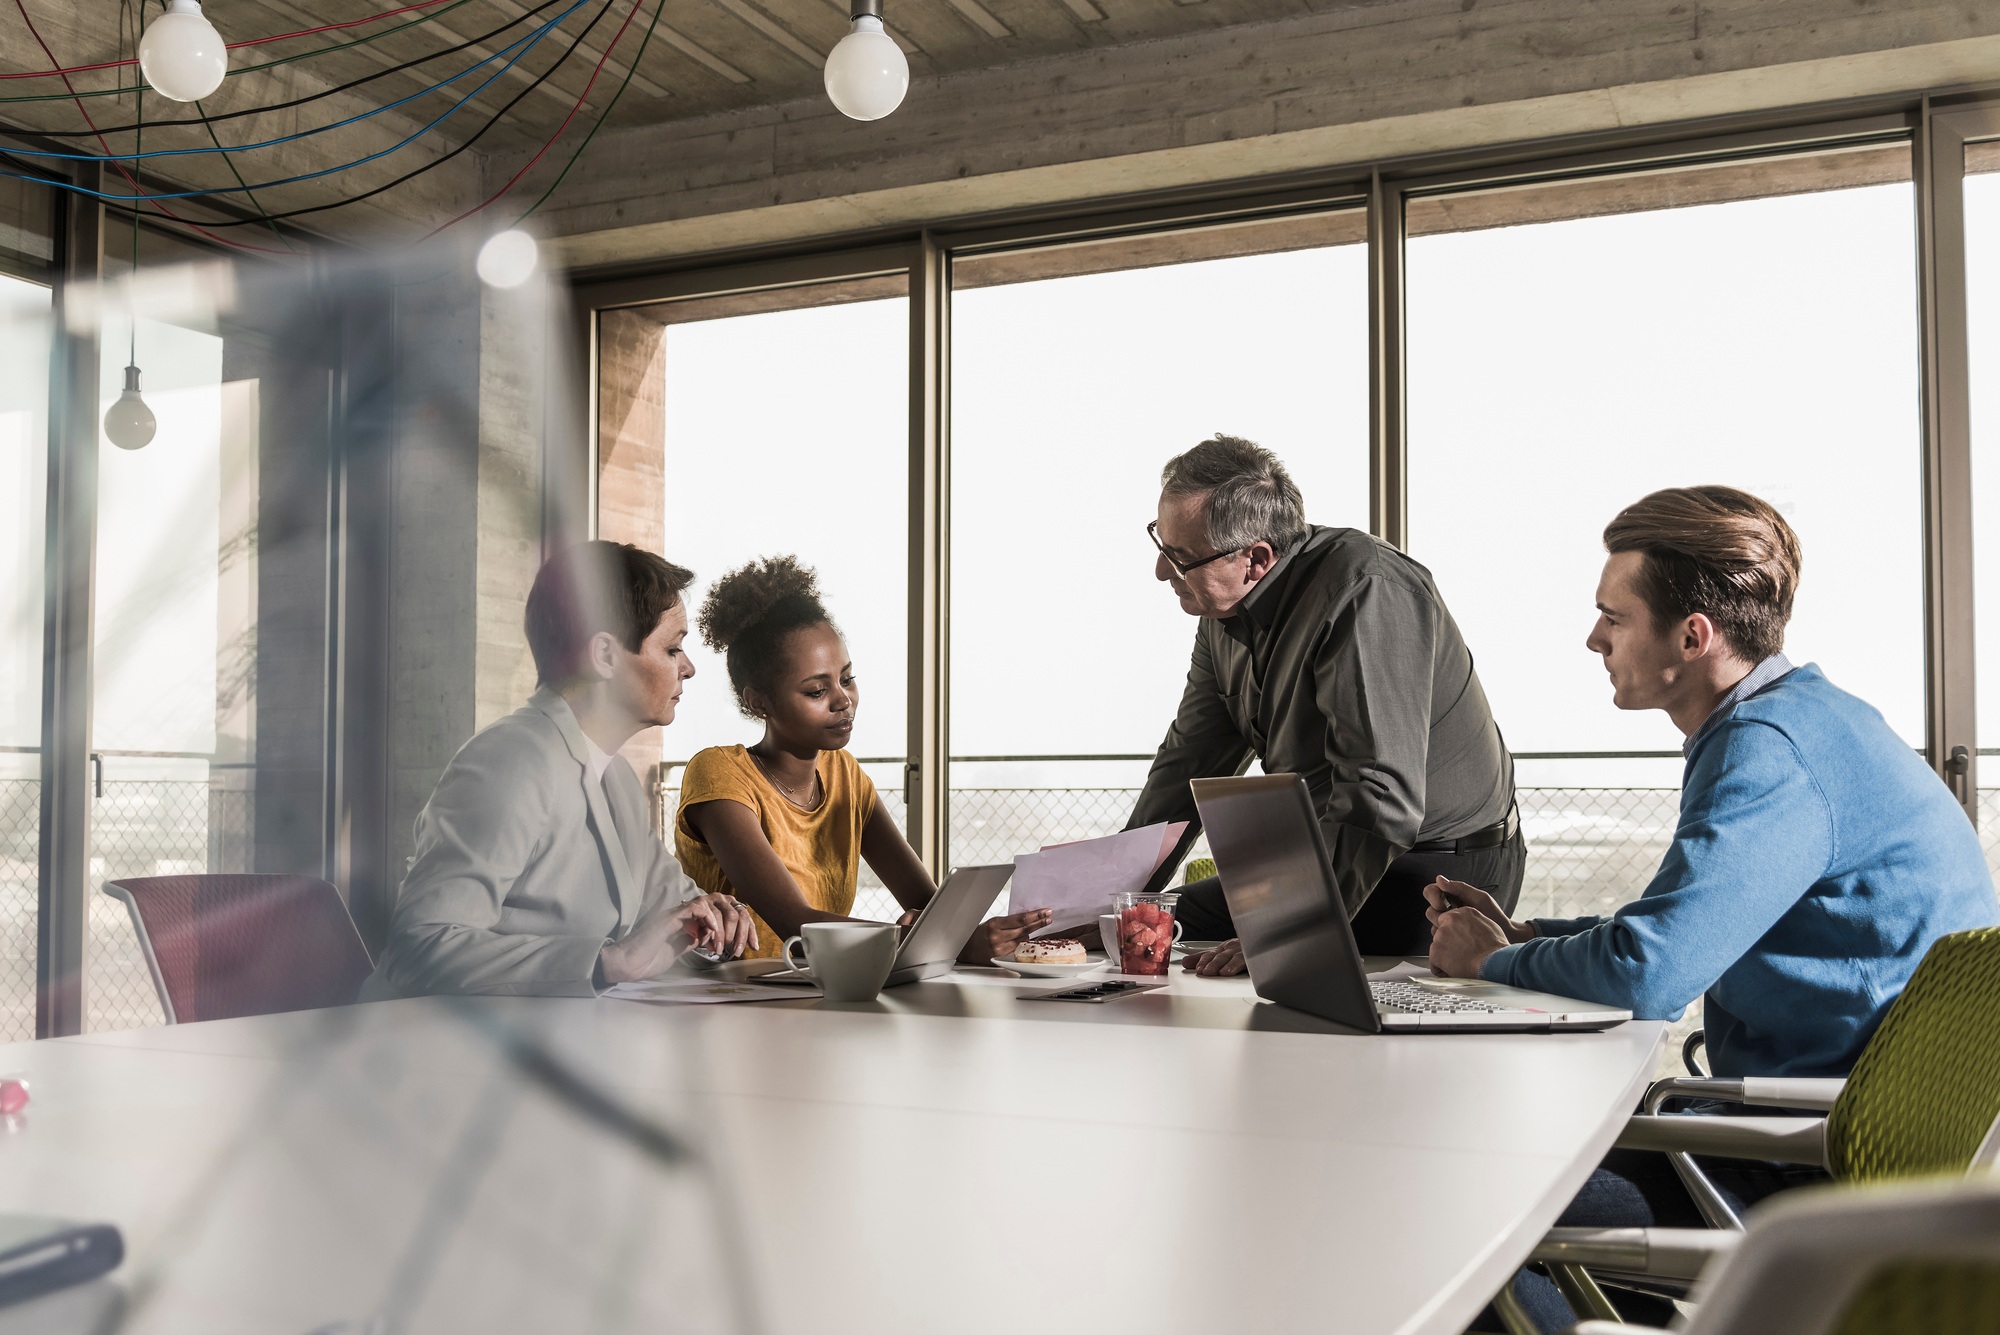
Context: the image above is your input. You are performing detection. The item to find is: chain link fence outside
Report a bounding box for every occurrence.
[0,776,252,1040]
[4,776,1999,1045]
[0,780,38,1042]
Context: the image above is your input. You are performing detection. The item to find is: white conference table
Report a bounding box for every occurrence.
[0,967,1662,1335]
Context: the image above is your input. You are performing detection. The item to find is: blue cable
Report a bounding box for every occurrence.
[1,0,598,196]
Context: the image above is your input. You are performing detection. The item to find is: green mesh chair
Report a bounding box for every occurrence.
[1183,857,1216,884]
[1493,927,2000,1333]
[1563,1179,2000,1335]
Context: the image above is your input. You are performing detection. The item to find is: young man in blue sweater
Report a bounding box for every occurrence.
[1427,485,1997,1330]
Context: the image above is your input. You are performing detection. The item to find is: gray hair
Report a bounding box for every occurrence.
[1159,435,1308,553]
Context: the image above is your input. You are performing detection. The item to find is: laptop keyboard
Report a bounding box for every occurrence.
[1370,980,1518,1014]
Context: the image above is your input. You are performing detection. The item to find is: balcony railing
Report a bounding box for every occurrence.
[6,750,2000,1049]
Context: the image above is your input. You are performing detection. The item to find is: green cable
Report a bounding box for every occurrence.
[511,0,664,223]
[196,99,294,251]
[0,0,484,104]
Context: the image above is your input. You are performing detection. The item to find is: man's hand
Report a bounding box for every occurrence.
[1422,878,1532,980]
[962,909,1055,964]
[600,893,753,985]
[1181,938,1247,976]
[1422,879,1534,944]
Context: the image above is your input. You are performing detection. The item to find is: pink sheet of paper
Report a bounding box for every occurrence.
[1007,820,1190,933]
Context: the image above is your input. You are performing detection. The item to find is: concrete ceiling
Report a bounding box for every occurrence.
[0,0,1396,237]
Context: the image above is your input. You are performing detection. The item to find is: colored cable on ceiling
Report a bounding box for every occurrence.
[4,0,602,198]
[8,0,598,162]
[7,0,290,255]
[25,0,567,139]
[510,0,663,224]
[422,0,645,238]
[188,0,617,228]
[0,0,485,103]
[0,0,461,78]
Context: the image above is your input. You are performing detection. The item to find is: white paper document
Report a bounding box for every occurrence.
[1364,960,1434,983]
[604,979,805,1005]
[1007,820,1190,933]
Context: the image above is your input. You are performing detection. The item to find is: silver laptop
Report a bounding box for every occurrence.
[1190,775,1630,1032]
[758,864,1014,988]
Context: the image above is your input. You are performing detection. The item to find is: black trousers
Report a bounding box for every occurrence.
[1174,828,1527,956]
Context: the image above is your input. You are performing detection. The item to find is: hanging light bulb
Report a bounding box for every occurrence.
[104,365,157,451]
[138,0,227,103]
[824,0,908,122]
[476,230,540,289]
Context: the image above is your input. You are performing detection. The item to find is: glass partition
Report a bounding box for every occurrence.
[597,277,911,919]
[947,212,1370,879]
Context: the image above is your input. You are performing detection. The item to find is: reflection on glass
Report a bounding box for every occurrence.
[0,274,51,1041]
[947,216,1370,872]
[599,288,910,915]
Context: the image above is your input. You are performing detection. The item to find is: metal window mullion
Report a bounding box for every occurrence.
[38,164,103,1039]
[907,233,949,877]
[1368,169,1408,550]
[1916,101,1979,820]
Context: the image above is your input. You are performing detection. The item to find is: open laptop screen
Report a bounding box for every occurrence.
[1190,774,1381,1031]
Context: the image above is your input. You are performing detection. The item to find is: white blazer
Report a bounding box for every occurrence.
[361,688,696,999]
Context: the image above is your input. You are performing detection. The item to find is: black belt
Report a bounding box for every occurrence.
[1408,803,1519,856]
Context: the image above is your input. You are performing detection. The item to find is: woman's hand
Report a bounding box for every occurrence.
[961,908,1054,964]
[601,893,747,985]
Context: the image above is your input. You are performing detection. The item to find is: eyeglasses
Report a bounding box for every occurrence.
[1147,520,1240,576]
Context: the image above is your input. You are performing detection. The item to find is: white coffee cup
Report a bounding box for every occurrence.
[781,922,900,1002]
[1100,911,1183,971]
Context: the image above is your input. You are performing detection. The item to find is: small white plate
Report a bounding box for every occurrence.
[990,955,1111,978]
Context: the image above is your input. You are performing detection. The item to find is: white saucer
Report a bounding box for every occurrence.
[990,955,1111,978]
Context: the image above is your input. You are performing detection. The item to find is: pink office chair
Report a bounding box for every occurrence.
[102,874,375,1024]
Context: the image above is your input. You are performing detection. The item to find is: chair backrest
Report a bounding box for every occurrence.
[1183,857,1217,885]
[1826,927,2000,1182]
[1677,1181,2000,1335]
[102,875,374,1024]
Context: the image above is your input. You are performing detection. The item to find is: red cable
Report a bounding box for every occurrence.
[421,0,641,239]
[9,0,291,255]
[0,0,458,79]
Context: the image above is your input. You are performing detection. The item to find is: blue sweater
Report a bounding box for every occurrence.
[1482,664,1997,1078]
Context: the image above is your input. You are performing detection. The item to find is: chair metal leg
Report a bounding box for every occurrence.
[1548,1263,1623,1323]
[1665,1150,1745,1230]
[1641,1080,1747,1231]
[1491,1281,1542,1335]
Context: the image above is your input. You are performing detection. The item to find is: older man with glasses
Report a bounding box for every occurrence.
[1128,435,1521,975]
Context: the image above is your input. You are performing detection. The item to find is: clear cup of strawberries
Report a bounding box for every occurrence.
[1111,891,1183,975]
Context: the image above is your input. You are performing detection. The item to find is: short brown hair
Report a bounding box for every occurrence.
[524,541,694,686]
[1603,486,1801,662]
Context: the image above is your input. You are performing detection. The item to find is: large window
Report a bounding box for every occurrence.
[1405,146,1924,923]
[84,223,268,1031]
[1966,137,2000,868]
[598,279,910,917]
[946,214,1370,872]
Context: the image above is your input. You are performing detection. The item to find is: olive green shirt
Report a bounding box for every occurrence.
[1128,525,1515,915]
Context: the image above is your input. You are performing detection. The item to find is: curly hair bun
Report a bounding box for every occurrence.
[697,555,826,653]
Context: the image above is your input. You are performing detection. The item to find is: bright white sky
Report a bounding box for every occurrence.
[1967,170,2000,748]
[649,175,1965,785]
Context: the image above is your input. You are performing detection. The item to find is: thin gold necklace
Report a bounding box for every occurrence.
[750,746,823,811]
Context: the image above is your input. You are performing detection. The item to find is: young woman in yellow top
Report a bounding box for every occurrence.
[675,556,1050,960]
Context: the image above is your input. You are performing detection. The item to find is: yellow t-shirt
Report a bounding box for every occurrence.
[674,745,878,959]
